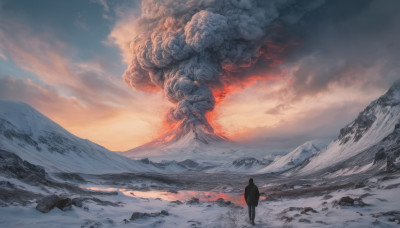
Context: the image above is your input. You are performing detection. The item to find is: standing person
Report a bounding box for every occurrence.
[244,178,260,225]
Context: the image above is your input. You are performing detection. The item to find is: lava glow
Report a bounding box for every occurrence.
[87,187,261,206]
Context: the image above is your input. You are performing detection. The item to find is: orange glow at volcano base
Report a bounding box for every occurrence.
[87,187,267,206]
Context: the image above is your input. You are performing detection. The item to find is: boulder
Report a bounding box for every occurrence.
[170,200,182,205]
[56,197,72,211]
[36,195,59,213]
[215,198,232,207]
[335,196,367,207]
[374,149,386,164]
[281,216,293,223]
[299,218,311,223]
[301,207,317,214]
[338,196,354,206]
[186,197,200,205]
[130,210,169,221]
[72,197,85,207]
[281,206,317,214]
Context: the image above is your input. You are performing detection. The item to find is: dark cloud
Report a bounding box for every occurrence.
[122,0,325,134]
[278,0,400,102]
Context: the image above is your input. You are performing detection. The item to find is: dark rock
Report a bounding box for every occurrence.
[80,220,102,228]
[387,156,397,172]
[72,197,84,207]
[0,150,46,185]
[384,183,400,189]
[170,200,182,205]
[56,173,86,183]
[281,206,317,214]
[355,182,366,189]
[36,195,59,213]
[322,194,333,200]
[186,197,200,205]
[281,216,293,223]
[178,159,199,168]
[90,197,121,207]
[315,220,330,225]
[299,218,311,223]
[160,210,169,216]
[301,207,317,214]
[334,196,367,207]
[371,210,400,218]
[231,157,268,168]
[374,149,386,164]
[56,197,72,211]
[338,196,354,206]
[130,212,146,220]
[215,198,232,207]
[130,210,169,221]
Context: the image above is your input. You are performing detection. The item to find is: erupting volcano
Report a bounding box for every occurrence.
[123,0,322,149]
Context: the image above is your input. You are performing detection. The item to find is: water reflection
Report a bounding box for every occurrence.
[88,187,251,206]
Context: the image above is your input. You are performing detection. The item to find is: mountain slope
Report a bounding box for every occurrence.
[0,100,152,174]
[256,141,322,174]
[299,81,400,174]
[122,124,235,162]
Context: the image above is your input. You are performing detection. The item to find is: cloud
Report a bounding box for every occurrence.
[118,0,325,135]
[91,0,109,12]
[276,0,400,103]
[107,8,140,63]
[0,52,7,61]
[0,19,169,151]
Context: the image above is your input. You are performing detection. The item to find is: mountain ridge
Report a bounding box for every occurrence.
[298,80,400,174]
[0,100,150,174]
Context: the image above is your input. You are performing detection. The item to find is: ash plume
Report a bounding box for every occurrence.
[123,0,324,135]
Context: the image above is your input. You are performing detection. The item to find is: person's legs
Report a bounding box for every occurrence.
[250,205,255,222]
[248,205,252,221]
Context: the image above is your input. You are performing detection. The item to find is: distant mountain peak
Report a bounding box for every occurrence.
[0,100,150,174]
[376,80,400,106]
[300,81,400,174]
[132,122,228,152]
[338,81,400,145]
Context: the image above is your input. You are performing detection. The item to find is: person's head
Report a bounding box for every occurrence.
[249,178,254,184]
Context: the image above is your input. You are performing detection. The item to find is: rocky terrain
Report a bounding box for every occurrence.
[0,82,400,227]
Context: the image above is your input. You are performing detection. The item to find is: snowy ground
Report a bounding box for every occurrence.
[1,170,400,228]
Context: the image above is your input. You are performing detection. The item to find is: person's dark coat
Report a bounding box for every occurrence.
[244,183,260,206]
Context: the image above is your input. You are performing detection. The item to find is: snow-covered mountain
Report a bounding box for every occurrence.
[0,100,155,174]
[299,81,400,174]
[256,141,322,174]
[123,125,234,162]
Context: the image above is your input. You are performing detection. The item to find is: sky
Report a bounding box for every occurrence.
[0,0,399,152]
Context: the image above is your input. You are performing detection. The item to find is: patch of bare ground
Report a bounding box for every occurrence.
[262,183,354,201]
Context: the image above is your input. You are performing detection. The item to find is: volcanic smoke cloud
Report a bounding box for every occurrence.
[123,0,324,135]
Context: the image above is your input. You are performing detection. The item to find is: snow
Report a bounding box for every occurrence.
[1,83,400,227]
[1,174,400,227]
[0,100,294,174]
[256,141,322,174]
[0,100,158,174]
[299,84,400,174]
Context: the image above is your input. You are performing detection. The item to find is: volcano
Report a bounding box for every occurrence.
[122,123,232,162]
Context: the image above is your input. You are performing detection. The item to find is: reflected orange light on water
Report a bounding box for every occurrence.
[88,187,255,206]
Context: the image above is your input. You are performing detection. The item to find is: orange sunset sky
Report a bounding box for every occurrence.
[0,0,398,152]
